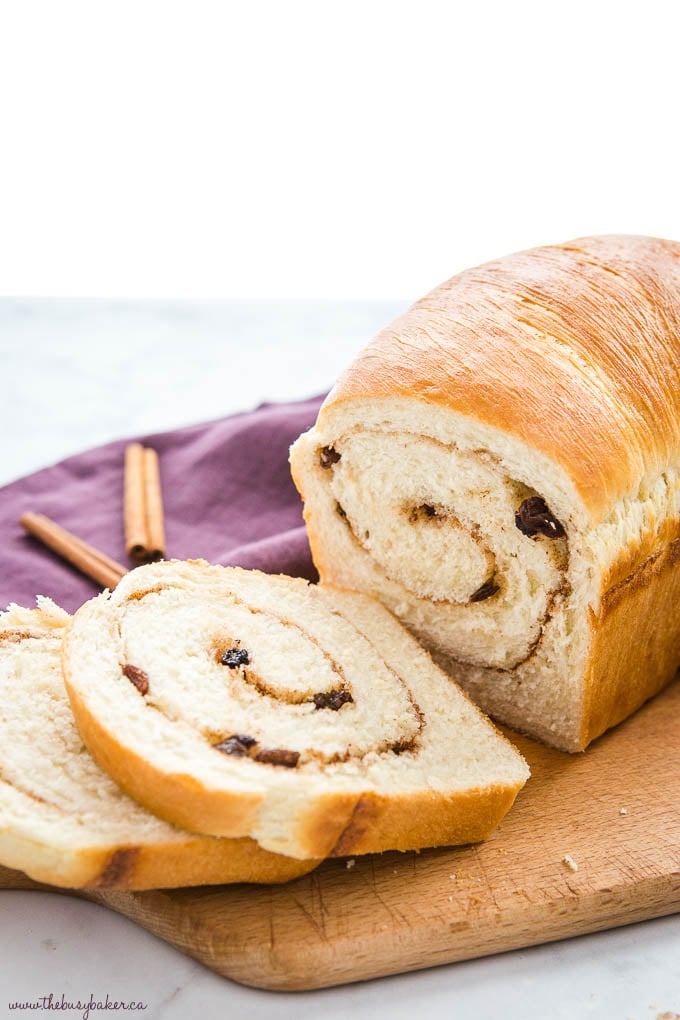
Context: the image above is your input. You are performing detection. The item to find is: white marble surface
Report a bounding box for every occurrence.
[0,300,679,1020]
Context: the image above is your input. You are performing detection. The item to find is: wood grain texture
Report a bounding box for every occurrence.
[2,678,680,990]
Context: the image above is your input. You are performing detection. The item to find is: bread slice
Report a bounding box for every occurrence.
[62,560,529,861]
[0,599,318,888]
[290,235,680,752]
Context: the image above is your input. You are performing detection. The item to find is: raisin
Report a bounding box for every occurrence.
[123,664,149,695]
[221,647,250,668]
[214,734,257,757]
[515,496,566,539]
[313,689,354,711]
[409,503,439,523]
[319,446,341,468]
[470,580,500,603]
[254,747,300,768]
[391,738,414,755]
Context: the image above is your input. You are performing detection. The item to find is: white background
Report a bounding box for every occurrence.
[1,0,680,300]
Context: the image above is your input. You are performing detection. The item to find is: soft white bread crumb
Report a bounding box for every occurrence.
[62,560,529,860]
[290,236,680,753]
[0,599,317,888]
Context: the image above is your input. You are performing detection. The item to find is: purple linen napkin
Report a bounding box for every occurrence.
[0,394,324,614]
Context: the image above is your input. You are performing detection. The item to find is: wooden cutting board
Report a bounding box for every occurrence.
[2,680,680,991]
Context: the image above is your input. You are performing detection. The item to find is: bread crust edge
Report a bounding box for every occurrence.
[579,532,680,751]
[0,824,318,890]
[296,448,680,753]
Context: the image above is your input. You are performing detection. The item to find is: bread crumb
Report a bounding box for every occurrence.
[620,807,628,815]
[346,859,355,870]
[656,1012,680,1019]
[449,873,457,881]
[562,854,579,872]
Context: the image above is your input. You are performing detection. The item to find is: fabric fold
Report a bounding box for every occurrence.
[1,394,324,613]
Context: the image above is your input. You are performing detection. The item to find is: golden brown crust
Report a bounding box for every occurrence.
[320,235,680,520]
[83,835,318,889]
[329,783,523,856]
[307,497,680,753]
[67,673,519,862]
[63,624,368,860]
[62,601,365,860]
[289,790,368,859]
[94,848,139,887]
[63,677,264,840]
[0,809,319,890]
[295,235,680,753]
[63,572,528,860]
[0,602,317,889]
[580,532,680,749]
[6,834,318,890]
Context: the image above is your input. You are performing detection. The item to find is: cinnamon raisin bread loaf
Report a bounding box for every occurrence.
[0,599,318,888]
[62,561,529,860]
[290,235,680,752]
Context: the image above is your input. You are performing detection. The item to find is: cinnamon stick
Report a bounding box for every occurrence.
[20,513,127,591]
[124,443,166,564]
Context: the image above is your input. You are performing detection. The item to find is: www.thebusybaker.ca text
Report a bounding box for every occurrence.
[8,992,147,1019]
